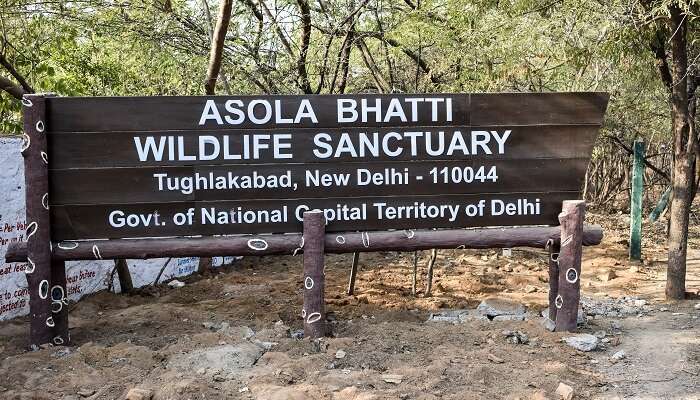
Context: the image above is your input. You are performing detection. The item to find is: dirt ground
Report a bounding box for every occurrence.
[0,213,698,400]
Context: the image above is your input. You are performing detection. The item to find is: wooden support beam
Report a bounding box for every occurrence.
[629,139,645,260]
[302,210,326,339]
[347,252,360,295]
[114,259,133,293]
[546,239,561,323]
[554,200,585,332]
[411,251,418,296]
[425,249,437,297]
[5,225,603,263]
[22,94,55,349]
[50,259,69,345]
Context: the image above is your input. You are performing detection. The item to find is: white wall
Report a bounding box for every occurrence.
[0,137,236,321]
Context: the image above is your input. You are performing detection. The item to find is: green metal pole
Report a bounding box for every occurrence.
[629,139,645,260]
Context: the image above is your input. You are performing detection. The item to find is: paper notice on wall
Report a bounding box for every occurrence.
[0,137,211,321]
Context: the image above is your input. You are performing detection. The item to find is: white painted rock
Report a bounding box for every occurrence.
[168,279,185,288]
[563,333,599,352]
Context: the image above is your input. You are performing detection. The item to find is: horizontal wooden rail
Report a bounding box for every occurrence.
[5,225,602,263]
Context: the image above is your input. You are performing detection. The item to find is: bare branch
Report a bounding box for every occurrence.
[204,0,233,95]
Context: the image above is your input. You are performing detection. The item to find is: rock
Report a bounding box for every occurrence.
[555,382,574,400]
[541,317,556,332]
[126,388,153,400]
[381,374,404,384]
[633,299,647,307]
[290,329,304,339]
[335,350,346,359]
[427,309,487,323]
[529,390,551,400]
[694,303,700,310]
[487,353,504,363]
[563,334,599,352]
[167,279,185,288]
[610,350,626,363]
[524,285,537,293]
[493,314,526,321]
[598,269,616,282]
[610,320,622,331]
[502,330,529,344]
[77,388,95,397]
[542,308,585,325]
[168,343,264,373]
[629,265,640,273]
[593,330,606,339]
[253,339,278,350]
[477,298,526,318]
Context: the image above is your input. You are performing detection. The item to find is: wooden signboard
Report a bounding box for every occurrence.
[45,93,606,240]
[11,92,608,346]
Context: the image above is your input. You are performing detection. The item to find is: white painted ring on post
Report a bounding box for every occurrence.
[51,300,63,313]
[51,285,65,301]
[20,134,30,152]
[46,316,55,327]
[404,229,415,239]
[293,236,305,256]
[550,252,559,263]
[53,336,64,345]
[25,258,35,274]
[41,151,48,164]
[304,276,314,289]
[306,312,322,324]
[92,244,102,260]
[57,241,79,250]
[361,232,370,248]
[335,235,346,244]
[555,294,563,309]
[39,280,49,299]
[301,309,306,318]
[247,238,269,251]
[42,193,49,210]
[565,268,579,284]
[21,98,33,107]
[25,221,38,240]
[561,234,573,248]
[35,120,45,133]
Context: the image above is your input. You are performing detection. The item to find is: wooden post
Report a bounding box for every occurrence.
[50,260,70,345]
[425,249,437,297]
[554,200,585,332]
[22,94,54,348]
[302,210,326,338]
[411,251,418,296]
[546,240,560,322]
[347,252,360,295]
[114,259,133,293]
[629,139,645,260]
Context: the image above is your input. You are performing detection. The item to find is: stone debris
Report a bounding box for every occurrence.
[541,317,556,332]
[524,285,537,293]
[610,350,626,363]
[168,343,264,374]
[580,296,651,318]
[555,382,574,400]
[541,308,586,325]
[487,353,504,363]
[126,388,153,400]
[694,303,700,310]
[477,298,527,319]
[426,309,489,323]
[593,330,607,339]
[563,334,599,352]
[598,269,616,282]
[502,330,529,345]
[77,388,95,397]
[335,350,346,359]
[167,279,185,288]
[381,374,404,384]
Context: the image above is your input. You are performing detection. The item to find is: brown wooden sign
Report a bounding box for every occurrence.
[45,93,608,240]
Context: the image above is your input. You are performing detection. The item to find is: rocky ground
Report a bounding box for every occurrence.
[0,213,698,400]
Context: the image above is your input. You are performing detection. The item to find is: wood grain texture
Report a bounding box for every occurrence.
[554,200,585,332]
[302,210,326,338]
[49,159,590,205]
[46,125,599,169]
[5,224,603,262]
[22,94,54,347]
[48,192,578,240]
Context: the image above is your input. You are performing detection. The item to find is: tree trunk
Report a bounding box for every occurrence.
[204,0,233,95]
[665,4,694,300]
